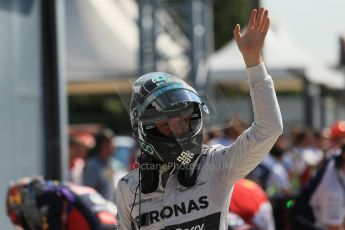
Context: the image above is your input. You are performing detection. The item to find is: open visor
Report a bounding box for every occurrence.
[138,87,203,117]
[141,103,203,138]
[141,100,201,125]
[137,87,204,138]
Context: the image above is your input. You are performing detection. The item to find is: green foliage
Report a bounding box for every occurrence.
[213,0,251,51]
[68,94,132,135]
[156,0,252,51]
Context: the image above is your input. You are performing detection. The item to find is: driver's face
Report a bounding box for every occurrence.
[156,115,190,137]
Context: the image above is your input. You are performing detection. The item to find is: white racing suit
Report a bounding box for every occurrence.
[116,63,283,230]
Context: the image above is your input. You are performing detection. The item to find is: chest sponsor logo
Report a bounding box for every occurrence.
[165,212,221,230]
[134,196,209,226]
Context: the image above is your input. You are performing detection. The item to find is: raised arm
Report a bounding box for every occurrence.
[233,8,269,67]
[210,8,283,185]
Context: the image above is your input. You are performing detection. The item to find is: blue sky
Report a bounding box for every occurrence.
[262,0,345,66]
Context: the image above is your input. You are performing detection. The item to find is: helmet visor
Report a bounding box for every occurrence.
[142,103,202,139]
[138,87,202,115]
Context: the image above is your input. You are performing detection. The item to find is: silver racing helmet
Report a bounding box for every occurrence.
[130,72,209,166]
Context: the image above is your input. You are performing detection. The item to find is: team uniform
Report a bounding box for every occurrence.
[116,63,283,230]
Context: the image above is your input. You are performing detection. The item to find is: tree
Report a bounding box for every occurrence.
[213,0,251,51]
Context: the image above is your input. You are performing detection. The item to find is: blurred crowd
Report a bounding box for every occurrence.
[205,118,345,230]
[69,117,345,229]
[6,119,345,229]
[68,126,138,204]
[65,118,345,229]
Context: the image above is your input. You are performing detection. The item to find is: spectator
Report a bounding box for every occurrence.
[229,179,275,230]
[292,144,345,230]
[83,128,116,203]
[247,135,292,230]
[248,135,292,198]
[208,116,247,146]
[68,135,90,185]
[327,121,345,158]
[283,128,323,189]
